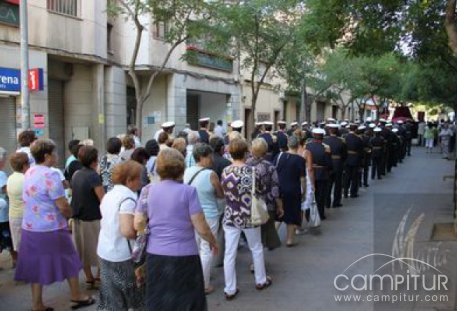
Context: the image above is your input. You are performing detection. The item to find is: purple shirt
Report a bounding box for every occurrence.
[22,165,68,232]
[135,180,203,256]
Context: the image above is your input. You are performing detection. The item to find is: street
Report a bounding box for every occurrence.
[0,146,455,311]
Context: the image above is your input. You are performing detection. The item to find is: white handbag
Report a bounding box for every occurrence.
[250,168,269,226]
[308,198,321,228]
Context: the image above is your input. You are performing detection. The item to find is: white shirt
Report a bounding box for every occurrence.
[154,129,164,141]
[214,125,225,138]
[17,146,35,165]
[97,185,137,262]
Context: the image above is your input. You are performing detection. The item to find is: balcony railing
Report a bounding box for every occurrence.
[47,0,79,17]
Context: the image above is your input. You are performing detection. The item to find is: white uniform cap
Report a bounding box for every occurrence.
[263,121,274,126]
[328,124,340,129]
[397,120,404,124]
[199,117,210,122]
[386,123,393,127]
[255,122,263,126]
[301,121,308,126]
[373,127,382,132]
[312,128,326,135]
[162,121,175,128]
[369,123,376,128]
[340,121,348,126]
[379,118,387,123]
[358,125,366,130]
[366,117,373,122]
[231,120,244,129]
[290,122,298,127]
[277,120,286,125]
[327,117,336,122]
[392,128,399,133]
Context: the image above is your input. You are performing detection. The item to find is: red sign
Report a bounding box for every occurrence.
[5,0,19,5]
[28,68,43,92]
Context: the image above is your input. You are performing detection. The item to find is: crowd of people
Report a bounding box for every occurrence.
[417,120,456,158]
[0,115,433,310]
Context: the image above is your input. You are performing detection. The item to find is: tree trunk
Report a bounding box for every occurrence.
[300,78,307,122]
[341,106,346,120]
[445,0,457,55]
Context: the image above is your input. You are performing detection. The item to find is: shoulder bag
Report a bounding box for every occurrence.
[130,186,150,266]
[250,167,269,226]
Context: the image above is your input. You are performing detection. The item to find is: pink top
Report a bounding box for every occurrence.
[22,165,68,232]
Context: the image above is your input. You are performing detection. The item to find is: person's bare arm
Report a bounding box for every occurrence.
[133,212,147,233]
[120,214,136,239]
[305,150,315,191]
[191,212,218,255]
[275,198,284,218]
[94,185,105,202]
[55,197,72,218]
[210,172,224,199]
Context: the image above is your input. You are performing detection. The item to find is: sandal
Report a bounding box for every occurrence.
[256,276,272,290]
[224,289,239,300]
[70,297,95,310]
[85,280,99,290]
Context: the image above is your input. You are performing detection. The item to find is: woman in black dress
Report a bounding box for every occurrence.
[275,136,307,246]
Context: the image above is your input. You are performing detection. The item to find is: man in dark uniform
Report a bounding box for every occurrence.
[198,117,211,144]
[405,120,413,156]
[392,128,403,167]
[301,122,313,141]
[379,120,391,175]
[385,123,397,173]
[276,120,289,152]
[259,121,280,162]
[323,124,347,208]
[343,124,364,198]
[358,125,372,188]
[370,127,385,180]
[287,122,298,136]
[306,128,333,220]
[251,122,263,141]
[224,120,244,145]
[340,121,349,137]
[396,120,407,162]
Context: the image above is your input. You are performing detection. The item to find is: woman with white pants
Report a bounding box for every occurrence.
[221,138,271,300]
[184,143,224,294]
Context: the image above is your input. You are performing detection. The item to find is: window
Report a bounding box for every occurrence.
[153,21,169,40]
[47,0,79,17]
[107,23,113,54]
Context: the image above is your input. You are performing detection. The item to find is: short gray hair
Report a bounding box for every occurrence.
[251,138,268,158]
[193,143,213,162]
[188,131,199,145]
[288,135,299,149]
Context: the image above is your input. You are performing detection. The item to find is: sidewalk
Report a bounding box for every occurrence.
[0,146,454,310]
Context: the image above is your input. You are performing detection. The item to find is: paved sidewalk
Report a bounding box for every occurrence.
[0,146,455,310]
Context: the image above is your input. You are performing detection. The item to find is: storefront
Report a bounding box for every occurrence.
[0,67,20,155]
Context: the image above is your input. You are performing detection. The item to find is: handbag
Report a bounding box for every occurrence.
[130,186,151,266]
[250,168,269,226]
[308,198,321,228]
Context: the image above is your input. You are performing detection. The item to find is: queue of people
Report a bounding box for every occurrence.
[0,115,418,311]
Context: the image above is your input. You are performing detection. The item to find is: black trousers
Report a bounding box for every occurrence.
[327,168,343,207]
[344,165,359,197]
[406,139,412,155]
[315,180,328,219]
[371,156,383,179]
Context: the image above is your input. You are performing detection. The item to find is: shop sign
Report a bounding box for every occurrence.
[0,67,20,92]
[0,1,19,27]
[28,68,44,91]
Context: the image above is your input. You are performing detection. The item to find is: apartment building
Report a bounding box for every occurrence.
[0,0,341,163]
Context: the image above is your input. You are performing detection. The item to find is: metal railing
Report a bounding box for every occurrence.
[47,0,78,17]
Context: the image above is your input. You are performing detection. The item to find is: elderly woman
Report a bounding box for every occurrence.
[16,130,37,165]
[100,137,123,192]
[185,131,200,168]
[158,131,170,151]
[0,148,15,265]
[145,139,160,183]
[172,137,187,158]
[120,135,136,161]
[71,146,105,289]
[134,148,218,310]
[14,139,94,311]
[275,136,307,246]
[184,143,224,294]
[7,152,30,256]
[246,138,284,250]
[97,160,144,311]
[221,138,271,300]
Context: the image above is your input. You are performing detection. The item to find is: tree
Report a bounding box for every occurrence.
[206,0,300,127]
[108,0,210,132]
